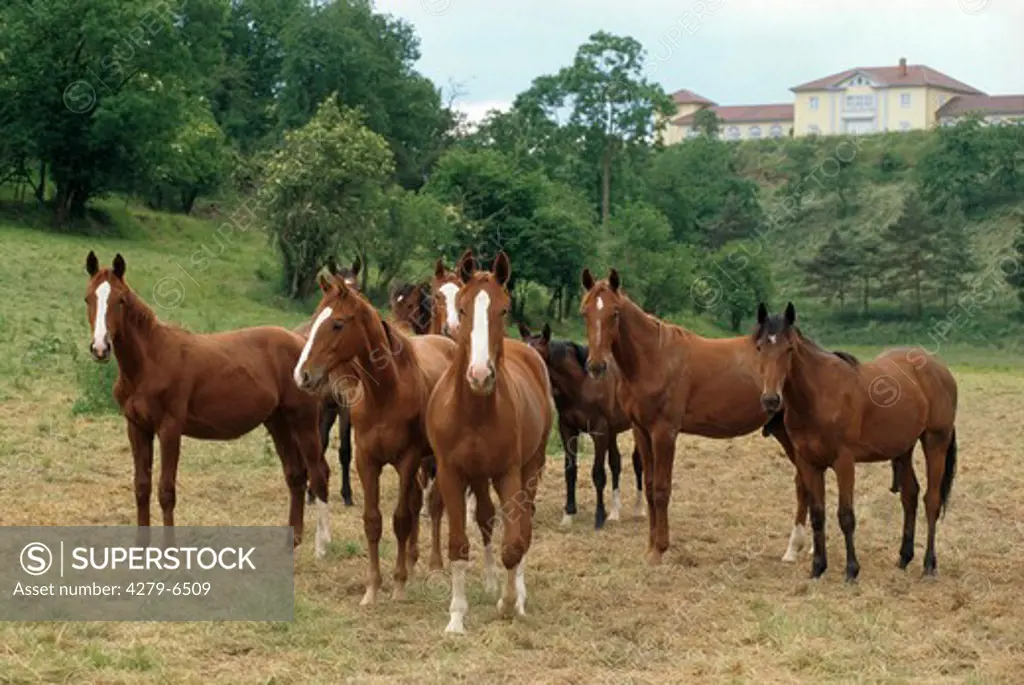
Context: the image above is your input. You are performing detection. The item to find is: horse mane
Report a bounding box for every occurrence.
[754,316,859,368]
[549,339,589,372]
[795,328,859,367]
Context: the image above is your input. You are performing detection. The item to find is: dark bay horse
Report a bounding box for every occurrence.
[390,281,433,335]
[294,270,459,605]
[84,252,330,554]
[753,303,958,580]
[426,250,552,634]
[518,322,643,529]
[296,256,361,507]
[580,267,808,566]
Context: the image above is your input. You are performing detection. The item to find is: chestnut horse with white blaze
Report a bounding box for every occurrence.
[83,252,330,553]
[293,270,468,605]
[426,250,552,634]
[752,303,958,580]
[579,267,808,565]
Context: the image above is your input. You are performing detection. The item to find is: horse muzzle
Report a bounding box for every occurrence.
[466,361,496,395]
[761,393,782,414]
[296,366,327,394]
[586,359,608,379]
[89,340,111,363]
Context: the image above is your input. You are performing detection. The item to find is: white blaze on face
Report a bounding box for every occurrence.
[439,282,459,332]
[595,296,604,346]
[294,306,333,387]
[92,281,112,354]
[467,290,491,381]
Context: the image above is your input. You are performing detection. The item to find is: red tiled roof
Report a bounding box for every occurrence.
[671,88,716,106]
[791,64,983,95]
[936,94,1024,118]
[672,103,793,126]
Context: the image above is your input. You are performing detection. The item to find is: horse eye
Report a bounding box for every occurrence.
[333,320,344,331]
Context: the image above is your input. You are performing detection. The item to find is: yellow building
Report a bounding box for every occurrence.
[663,58,1024,143]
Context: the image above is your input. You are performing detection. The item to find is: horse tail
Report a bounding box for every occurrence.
[939,428,957,518]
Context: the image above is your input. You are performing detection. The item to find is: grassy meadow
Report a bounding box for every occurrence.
[1,205,1024,684]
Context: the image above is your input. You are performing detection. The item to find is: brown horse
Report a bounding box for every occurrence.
[579,267,814,566]
[430,257,463,337]
[390,281,433,335]
[752,302,958,580]
[84,252,330,553]
[426,250,552,634]
[518,321,644,529]
[296,257,361,507]
[294,270,463,605]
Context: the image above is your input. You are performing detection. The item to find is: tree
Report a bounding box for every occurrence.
[693,109,721,138]
[818,145,861,217]
[797,229,857,309]
[0,0,226,224]
[879,193,941,317]
[259,98,394,299]
[1003,213,1024,309]
[705,241,774,332]
[779,137,817,217]
[519,32,674,226]
[373,189,458,291]
[932,204,978,310]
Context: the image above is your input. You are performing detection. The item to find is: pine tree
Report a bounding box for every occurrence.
[1004,212,1024,308]
[879,193,941,318]
[932,204,977,310]
[797,229,857,309]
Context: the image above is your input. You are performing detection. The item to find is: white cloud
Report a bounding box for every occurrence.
[454,99,512,124]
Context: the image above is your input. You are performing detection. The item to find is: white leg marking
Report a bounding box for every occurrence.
[560,512,574,528]
[514,554,527,616]
[608,488,622,521]
[314,497,331,559]
[92,281,111,354]
[439,282,459,333]
[294,306,333,387]
[467,290,491,380]
[466,491,477,522]
[635,489,646,518]
[446,559,469,634]
[421,479,433,519]
[483,543,498,595]
[782,523,806,563]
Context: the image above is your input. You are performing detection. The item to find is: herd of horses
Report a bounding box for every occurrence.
[82,248,959,634]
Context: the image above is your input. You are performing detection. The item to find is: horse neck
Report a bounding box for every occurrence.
[784,338,831,414]
[611,298,667,383]
[549,346,586,401]
[416,290,432,334]
[111,291,162,377]
[347,310,405,410]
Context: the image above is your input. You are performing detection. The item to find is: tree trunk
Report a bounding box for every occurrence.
[730,310,742,332]
[861,275,870,314]
[36,162,46,204]
[914,268,922,318]
[601,144,613,228]
[547,289,558,319]
[183,189,199,215]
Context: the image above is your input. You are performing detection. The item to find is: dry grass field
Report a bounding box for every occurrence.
[2,368,1023,684]
[2,220,1023,684]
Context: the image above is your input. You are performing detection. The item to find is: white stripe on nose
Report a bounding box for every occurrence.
[439,282,459,331]
[92,282,111,352]
[295,307,333,387]
[467,290,491,379]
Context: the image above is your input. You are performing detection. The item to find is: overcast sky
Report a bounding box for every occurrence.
[372,0,1024,123]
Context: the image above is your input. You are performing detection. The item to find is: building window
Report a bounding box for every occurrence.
[808,124,820,135]
[749,126,762,139]
[938,95,948,106]
[686,128,700,138]
[845,94,875,111]
[726,126,740,140]
[901,93,911,108]
[900,121,911,131]
[809,96,819,110]
[770,124,783,138]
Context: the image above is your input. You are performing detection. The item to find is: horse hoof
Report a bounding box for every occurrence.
[342,494,354,507]
[594,509,607,530]
[497,596,516,617]
[445,617,466,634]
[607,508,621,523]
[898,555,913,570]
[810,562,827,579]
[391,586,407,601]
[560,513,574,528]
[781,550,797,563]
[646,551,663,566]
[359,589,378,607]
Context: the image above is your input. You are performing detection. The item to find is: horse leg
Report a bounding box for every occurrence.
[265,415,307,548]
[308,399,337,505]
[798,460,828,579]
[356,453,384,606]
[650,425,679,565]
[437,462,469,634]
[631,446,645,519]
[495,468,526,617]
[427,474,445,571]
[156,427,182,548]
[771,426,811,562]
[510,453,544,618]
[896,449,919,569]
[632,425,657,558]
[921,428,956,577]
[558,418,579,528]
[339,410,354,506]
[469,478,498,595]
[890,458,903,494]
[591,428,610,530]
[406,463,424,580]
[833,452,860,582]
[293,411,330,560]
[127,422,154,545]
[607,431,623,522]
[390,450,418,600]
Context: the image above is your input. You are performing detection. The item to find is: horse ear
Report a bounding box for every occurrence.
[608,269,620,292]
[517,321,531,339]
[457,249,475,284]
[434,257,446,279]
[326,256,339,276]
[582,268,595,291]
[112,254,126,280]
[492,251,511,286]
[542,323,551,342]
[317,267,335,294]
[757,303,768,325]
[784,302,796,327]
[86,251,99,276]
[351,256,361,278]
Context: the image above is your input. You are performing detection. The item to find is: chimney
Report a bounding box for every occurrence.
[899,57,907,76]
